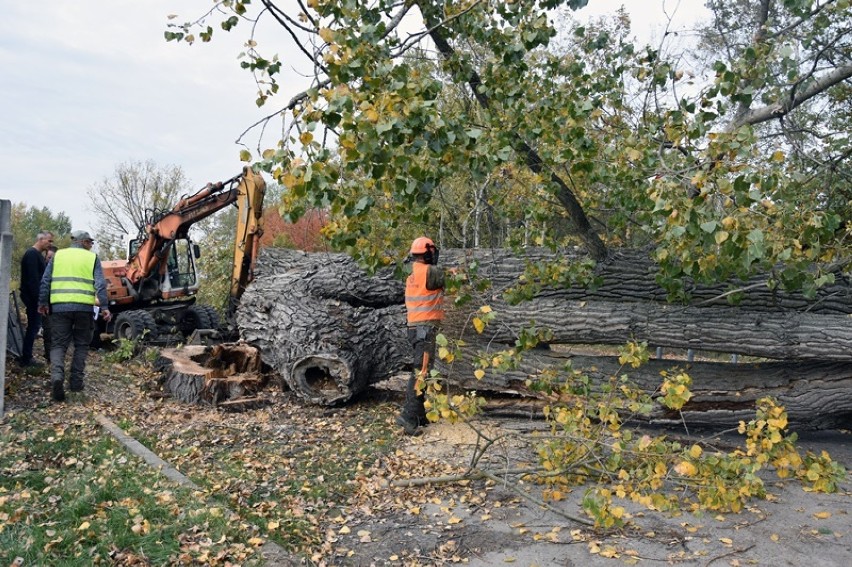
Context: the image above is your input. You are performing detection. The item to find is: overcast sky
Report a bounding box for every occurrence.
[1,0,708,235]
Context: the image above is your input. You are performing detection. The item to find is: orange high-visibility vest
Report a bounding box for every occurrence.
[405,262,444,325]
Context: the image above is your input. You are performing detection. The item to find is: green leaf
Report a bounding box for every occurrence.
[700,221,717,233]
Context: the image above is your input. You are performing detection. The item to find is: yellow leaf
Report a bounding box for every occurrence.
[689,444,703,459]
[267,520,280,530]
[409,506,421,515]
[339,526,351,534]
[77,521,90,531]
[448,516,462,524]
[480,305,492,314]
[813,511,831,519]
[715,230,729,244]
[600,546,619,558]
[474,369,485,380]
[588,542,601,554]
[248,537,264,546]
[674,461,697,476]
[770,533,780,542]
[719,537,733,546]
[473,317,485,334]
[299,132,314,145]
[438,347,450,359]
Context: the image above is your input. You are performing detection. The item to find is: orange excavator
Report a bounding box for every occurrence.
[97,165,266,343]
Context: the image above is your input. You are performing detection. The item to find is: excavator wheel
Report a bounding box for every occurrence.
[199,305,221,331]
[179,305,215,336]
[113,311,158,342]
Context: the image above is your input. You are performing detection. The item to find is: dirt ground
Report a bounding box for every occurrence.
[275,373,851,567]
[262,375,852,567]
[381,422,852,567]
[4,355,851,567]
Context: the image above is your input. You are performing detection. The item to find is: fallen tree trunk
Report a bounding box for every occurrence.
[233,248,852,427]
[441,298,852,361]
[440,248,852,314]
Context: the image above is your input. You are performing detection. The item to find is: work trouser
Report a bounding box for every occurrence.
[49,311,94,390]
[21,300,42,364]
[401,324,438,424]
[42,314,52,360]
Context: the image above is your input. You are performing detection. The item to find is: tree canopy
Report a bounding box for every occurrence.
[166,0,851,293]
[7,204,71,290]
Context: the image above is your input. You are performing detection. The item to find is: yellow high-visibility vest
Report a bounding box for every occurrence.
[50,248,97,305]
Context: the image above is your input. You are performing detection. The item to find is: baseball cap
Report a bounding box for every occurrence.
[71,230,94,242]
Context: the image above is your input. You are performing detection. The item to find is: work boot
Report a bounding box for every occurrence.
[395,414,422,436]
[69,377,84,392]
[51,379,66,402]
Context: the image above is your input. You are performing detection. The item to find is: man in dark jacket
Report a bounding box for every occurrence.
[19,231,53,366]
[38,230,112,401]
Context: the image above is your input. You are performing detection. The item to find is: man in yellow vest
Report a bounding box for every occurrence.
[38,230,112,402]
[398,236,445,435]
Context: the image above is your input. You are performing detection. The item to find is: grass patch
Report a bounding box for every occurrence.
[134,401,399,552]
[0,410,265,565]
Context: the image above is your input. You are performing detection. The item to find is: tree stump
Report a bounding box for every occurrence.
[155,342,268,406]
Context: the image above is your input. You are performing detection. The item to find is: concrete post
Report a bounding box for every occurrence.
[0,199,13,420]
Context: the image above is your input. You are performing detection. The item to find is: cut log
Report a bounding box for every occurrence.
[439,247,852,314]
[155,343,268,406]
[237,250,409,405]
[437,349,852,429]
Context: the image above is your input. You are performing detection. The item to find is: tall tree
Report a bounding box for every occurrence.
[86,160,189,259]
[165,0,850,292]
[8,204,71,292]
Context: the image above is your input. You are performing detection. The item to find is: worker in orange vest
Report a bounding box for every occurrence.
[398,236,445,435]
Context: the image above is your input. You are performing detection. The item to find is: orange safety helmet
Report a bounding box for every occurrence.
[410,236,435,255]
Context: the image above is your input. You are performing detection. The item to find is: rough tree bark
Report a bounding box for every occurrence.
[233,248,852,427]
[443,247,852,314]
[236,250,408,405]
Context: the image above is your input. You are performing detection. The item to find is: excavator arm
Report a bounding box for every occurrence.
[228,167,266,315]
[122,166,266,302]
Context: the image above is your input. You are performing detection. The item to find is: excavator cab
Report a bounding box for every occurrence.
[126,237,200,300]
